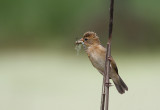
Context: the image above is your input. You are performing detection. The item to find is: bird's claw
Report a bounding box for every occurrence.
[105,82,112,87]
[108,57,112,61]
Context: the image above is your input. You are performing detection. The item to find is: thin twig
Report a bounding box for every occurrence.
[104,0,114,110]
[100,0,114,110]
[108,0,114,41]
[100,78,105,110]
[104,43,111,110]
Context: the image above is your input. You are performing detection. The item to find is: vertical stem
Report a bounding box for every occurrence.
[104,43,111,110]
[100,77,105,110]
[108,0,114,40]
[104,0,114,110]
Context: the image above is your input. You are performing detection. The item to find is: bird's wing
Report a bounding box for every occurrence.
[110,56,119,74]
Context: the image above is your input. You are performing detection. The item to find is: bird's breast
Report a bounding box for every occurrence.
[87,46,106,73]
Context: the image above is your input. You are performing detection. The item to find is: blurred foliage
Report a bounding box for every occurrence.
[0,0,160,51]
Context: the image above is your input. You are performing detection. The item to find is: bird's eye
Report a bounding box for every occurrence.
[84,38,88,41]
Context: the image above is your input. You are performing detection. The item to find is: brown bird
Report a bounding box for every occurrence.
[76,31,128,94]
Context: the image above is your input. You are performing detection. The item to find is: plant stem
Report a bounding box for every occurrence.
[100,0,114,110]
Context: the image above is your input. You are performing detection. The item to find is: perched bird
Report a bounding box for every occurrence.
[76,31,128,94]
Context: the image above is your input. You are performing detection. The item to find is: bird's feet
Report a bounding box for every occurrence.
[108,56,112,61]
[105,82,112,87]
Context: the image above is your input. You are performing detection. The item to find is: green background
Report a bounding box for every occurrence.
[0,0,160,110]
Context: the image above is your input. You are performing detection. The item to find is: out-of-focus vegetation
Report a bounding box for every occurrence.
[0,0,160,52]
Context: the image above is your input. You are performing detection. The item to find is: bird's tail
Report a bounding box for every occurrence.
[113,76,128,94]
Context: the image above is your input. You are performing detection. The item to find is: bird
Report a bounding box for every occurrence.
[76,31,128,94]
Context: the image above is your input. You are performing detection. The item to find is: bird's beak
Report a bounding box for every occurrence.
[75,38,84,44]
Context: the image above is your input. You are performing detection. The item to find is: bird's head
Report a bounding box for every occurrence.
[76,31,100,47]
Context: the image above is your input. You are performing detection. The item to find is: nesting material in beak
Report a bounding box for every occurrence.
[75,38,84,45]
[75,38,84,55]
